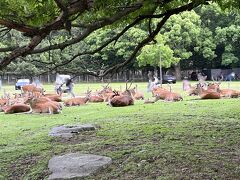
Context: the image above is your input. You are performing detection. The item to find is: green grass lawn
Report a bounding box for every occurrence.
[0,82,240,179]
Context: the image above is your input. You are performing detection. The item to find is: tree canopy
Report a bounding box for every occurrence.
[0,0,239,77]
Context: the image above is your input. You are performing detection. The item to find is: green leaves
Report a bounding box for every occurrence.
[137,34,180,68]
[0,0,58,27]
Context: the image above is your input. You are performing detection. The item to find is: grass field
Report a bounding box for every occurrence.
[0,82,240,179]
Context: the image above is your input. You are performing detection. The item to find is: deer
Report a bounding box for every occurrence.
[43,93,62,102]
[25,96,62,114]
[207,82,221,92]
[207,81,240,98]
[97,83,115,102]
[64,91,90,106]
[130,85,144,100]
[22,84,44,95]
[218,89,240,98]
[108,81,134,107]
[89,92,104,103]
[187,85,199,96]
[196,83,221,99]
[152,85,183,102]
[0,98,8,106]
[3,104,31,114]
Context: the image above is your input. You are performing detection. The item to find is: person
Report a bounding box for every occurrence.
[147,71,153,92]
[66,78,75,97]
[225,72,235,81]
[32,78,42,88]
[55,82,63,96]
[182,77,191,91]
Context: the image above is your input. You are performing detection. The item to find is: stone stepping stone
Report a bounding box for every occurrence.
[48,153,112,179]
[49,124,96,138]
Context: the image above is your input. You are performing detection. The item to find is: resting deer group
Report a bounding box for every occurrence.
[193,81,240,99]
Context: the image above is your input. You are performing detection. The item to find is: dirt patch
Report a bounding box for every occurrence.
[50,130,100,145]
[8,154,49,180]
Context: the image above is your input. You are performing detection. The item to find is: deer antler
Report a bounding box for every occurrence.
[211,75,216,82]
[113,90,119,96]
[125,80,128,90]
[167,84,172,92]
[128,80,133,89]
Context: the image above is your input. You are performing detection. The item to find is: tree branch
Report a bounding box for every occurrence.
[45,1,202,77]
[28,3,143,54]
[0,35,45,69]
[0,19,39,36]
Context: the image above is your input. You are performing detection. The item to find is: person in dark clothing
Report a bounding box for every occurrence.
[66,79,75,97]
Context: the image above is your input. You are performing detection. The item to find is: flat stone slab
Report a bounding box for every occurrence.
[49,124,96,138]
[48,153,112,179]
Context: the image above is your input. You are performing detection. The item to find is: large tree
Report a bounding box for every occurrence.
[0,0,239,77]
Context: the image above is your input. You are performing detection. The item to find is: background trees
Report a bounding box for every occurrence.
[0,1,239,79]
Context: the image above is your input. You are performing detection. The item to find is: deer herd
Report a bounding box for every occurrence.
[0,80,239,115]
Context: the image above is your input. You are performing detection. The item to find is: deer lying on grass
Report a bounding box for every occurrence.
[152,85,183,102]
[218,89,240,98]
[197,83,221,99]
[130,85,144,100]
[0,98,8,106]
[25,96,61,114]
[3,104,31,114]
[207,82,221,92]
[98,83,115,102]
[187,84,199,96]
[89,92,104,103]
[207,82,240,98]
[22,84,44,95]
[109,90,134,107]
[108,82,134,107]
[64,92,90,106]
[43,93,62,102]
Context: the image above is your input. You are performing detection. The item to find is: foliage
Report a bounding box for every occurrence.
[215,25,240,66]
[136,34,179,67]
[0,1,239,76]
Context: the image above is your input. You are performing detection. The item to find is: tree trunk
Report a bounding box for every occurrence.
[174,63,182,81]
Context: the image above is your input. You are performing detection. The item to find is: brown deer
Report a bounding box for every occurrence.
[3,104,31,114]
[207,82,220,92]
[64,92,90,106]
[89,93,104,103]
[22,84,44,95]
[25,97,61,114]
[0,98,8,106]
[98,83,115,102]
[109,82,134,107]
[153,85,183,102]
[197,83,221,99]
[218,89,240,98]
[43,93,62,102]
[130,85,144,100]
